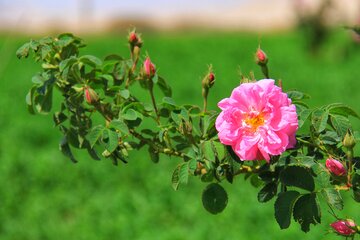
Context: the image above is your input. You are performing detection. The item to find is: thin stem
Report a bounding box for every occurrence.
[202,88,208,113]
[149,84,160,124]
[347,148,354,186]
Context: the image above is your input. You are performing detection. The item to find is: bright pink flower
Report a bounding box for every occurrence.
[326,158,347,176]
[330,219,356,236]
[143,57,156,78]
[215,79,298,162]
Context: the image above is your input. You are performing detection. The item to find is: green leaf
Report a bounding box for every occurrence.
[258,182,278,203]
[148,146,159,163]
[274,190,300,229]
[53,112,67,126]
[330,114,351,138]
[59,57,78,72]
[41,45,52,60]
[321,188,343,210]
[298,109,312,129]
[157,76,172,97]
[25,86,36,114]
[162,97,176,106]
[352,173,360,202]
[105,129,119,153]
[311,109,329,132]
[109,119,129,135]
[287,91,310,100]
[327,103,360,119]
[87,125,104,148]
[119,89,130,99]
[79,55,102,67]
[122,109,139,121]
[280,166,315,192]
[202,183,228,215]
[171,162,191,190]
[34,85,53,113]
[293,193,321,232]
[59,137,77,163]
[16,42,31,58]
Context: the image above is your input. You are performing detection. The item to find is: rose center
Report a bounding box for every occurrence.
[244,112,265,132]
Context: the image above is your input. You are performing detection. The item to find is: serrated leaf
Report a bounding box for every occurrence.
[162,97,176,106]
[105,129,119,153]
[327,103,360,119]
[16,42,31,58]
[79,55,102,67]
[321,188,343,210]
[274,190,300,229]
[330,114,351,138]
[59,57,77,72]
[298,109,312,129]
[258,182,278,203]
[280,166,315,192]
[293,193,321,232]
[34,85,53,113]
[109,119,129,135]
[202,183,228,214]
[311,109,329,132]
[87,125,104,148]
[171,162,191,190]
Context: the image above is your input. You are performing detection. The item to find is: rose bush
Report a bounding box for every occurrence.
[17,29,360,238]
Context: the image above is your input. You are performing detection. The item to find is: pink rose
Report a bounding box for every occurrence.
[330,219,356,236]
[326,158,347,176]
[215,79,298,162]
[143,57,156,78]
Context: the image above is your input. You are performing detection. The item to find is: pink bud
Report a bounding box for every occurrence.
[84,87,98,104]
[256,48,268,65]
[209,72,215,82]
[128,31,138,44]
[326,158,347,176]
[143,57,156,78]
[330,219,356,236]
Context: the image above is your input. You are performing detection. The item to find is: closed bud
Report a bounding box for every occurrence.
[343,129,356,149]
[326,158,347,176]
[143,57,156,78]
[255,48,268,65]
[202,71,215,89]
[128,31,138,45]
[84,87,99,104]
[330,219,356,236]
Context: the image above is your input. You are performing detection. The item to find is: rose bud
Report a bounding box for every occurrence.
[84,87,99,104]
[326,158,347,176]
[343,129,356,149]
[208,72,215,86]
[255,48,268,65]
[128,31,138,45]
[202,72,215,89]
[143,57,156,78]
[330,219,356,236]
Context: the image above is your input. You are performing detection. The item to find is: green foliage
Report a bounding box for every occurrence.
[202,183,228,214]
[18,31,360,237]
[275,191,300,229]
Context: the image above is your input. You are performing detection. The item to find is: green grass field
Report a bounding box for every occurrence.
[1,30,360,240]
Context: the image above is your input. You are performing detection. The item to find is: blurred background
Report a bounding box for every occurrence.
[1,0,360,239]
